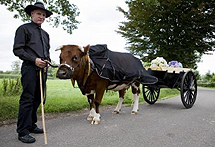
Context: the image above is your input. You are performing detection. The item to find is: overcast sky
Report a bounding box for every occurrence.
[0,0,214,75]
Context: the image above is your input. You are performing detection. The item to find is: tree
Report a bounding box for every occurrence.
[201,71,215,82]
[117,0,215,68]
[0,0,80,34]
[11,60,21,74]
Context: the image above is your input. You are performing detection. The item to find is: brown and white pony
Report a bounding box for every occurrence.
[56,45,140,124]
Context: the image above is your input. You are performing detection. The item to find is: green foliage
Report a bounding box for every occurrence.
[198,71,215,87]
[212,75,215,82]
[0,74,20,79]
[0,0,80,34]
[198,82,215,87]
[0,96,19,121]
[0,74,11,79]
[194,70,200,81]
[47,61,58,78]
[117,0,215,69]
[0,78,22,96]
[204,71,215,82]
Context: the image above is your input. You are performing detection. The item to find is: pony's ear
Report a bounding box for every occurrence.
[55,45,64,51]
[84,44,90,54]
[78,46,84,52]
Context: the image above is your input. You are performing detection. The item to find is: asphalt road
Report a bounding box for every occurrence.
[0,87,215,147]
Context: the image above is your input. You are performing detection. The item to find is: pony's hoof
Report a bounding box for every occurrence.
[87,116,93,121]
[113,110,120,114]
[91,120,100,125]
[131,111,137,115]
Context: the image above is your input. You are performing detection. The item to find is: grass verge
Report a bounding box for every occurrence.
[0,79,179,122]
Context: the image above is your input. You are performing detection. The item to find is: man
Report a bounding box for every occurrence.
[13,2,53,143]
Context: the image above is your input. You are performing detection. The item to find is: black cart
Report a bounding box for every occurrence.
[143,67,197,108]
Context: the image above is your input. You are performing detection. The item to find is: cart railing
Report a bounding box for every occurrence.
[145,67,191,73]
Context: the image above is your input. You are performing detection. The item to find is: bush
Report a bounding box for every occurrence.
[0,74,19,79]
[198,82,215,88]
[0,78,22,96]
[197,71,215,88]
[0,96,19,121]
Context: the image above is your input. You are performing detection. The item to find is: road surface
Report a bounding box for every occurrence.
[0,87,215,147]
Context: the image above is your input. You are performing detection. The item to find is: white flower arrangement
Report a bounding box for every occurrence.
[150,57,169,68]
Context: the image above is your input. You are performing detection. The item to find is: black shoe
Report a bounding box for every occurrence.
[18,134,36,143]
[31,127,44,134]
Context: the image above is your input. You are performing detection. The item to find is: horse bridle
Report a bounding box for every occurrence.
[48,53,91,87]
[44,59,81,74]
[58,58,83,73]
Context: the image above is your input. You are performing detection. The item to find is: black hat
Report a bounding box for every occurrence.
[25,2,53,18]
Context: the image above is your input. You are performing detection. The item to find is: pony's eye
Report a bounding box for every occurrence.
[72,56,78,62]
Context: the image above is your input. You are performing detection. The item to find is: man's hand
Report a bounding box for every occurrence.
[35,58,46,68]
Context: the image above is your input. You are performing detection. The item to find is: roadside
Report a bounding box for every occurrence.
[0,104,122,127]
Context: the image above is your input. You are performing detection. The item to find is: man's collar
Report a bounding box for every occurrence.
[31,21,41,28]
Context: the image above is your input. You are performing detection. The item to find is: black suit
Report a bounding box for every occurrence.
[13,21,50,136]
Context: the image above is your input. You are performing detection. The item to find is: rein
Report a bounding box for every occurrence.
[82,54,91,86]
[45,60,59,68]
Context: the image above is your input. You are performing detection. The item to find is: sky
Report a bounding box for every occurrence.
[0,0,214,75]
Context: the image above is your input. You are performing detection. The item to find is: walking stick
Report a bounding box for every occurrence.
[39,69,47,145]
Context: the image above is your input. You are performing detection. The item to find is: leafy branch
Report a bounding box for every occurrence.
[0,0,80,34]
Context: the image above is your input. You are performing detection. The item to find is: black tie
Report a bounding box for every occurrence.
[38,27,48,59]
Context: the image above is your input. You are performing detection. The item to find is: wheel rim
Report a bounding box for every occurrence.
[181,71,197,108]
[143,85,160,104]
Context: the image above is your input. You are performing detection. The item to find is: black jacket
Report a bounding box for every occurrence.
[13,21,50,63]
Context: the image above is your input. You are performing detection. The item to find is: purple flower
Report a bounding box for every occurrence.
[168,61,183,68]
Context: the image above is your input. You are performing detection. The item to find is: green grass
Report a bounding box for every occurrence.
[0,96,19,121]
[44,79,88,113]
[0,79,179,121]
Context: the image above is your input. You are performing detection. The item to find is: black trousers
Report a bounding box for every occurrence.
[17,61,46,136]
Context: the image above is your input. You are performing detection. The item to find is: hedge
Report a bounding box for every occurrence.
[0,74,20,79]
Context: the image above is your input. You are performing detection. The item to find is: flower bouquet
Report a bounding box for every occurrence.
[168,61,183,68]
[150,57,169,69]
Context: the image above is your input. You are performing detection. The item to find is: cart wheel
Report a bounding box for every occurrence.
[181,70,197,108]
[142,85,160,104]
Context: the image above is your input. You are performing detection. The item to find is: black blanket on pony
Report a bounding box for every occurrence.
[89,44,157,84]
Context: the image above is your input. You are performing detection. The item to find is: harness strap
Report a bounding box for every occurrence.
[45,60,59,68]
[82,54,91,86]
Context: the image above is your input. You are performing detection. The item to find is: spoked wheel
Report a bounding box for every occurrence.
[142,85,160,104]
[181,70,197,108]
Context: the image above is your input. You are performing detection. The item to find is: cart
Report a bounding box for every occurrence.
[142,67,197,108]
